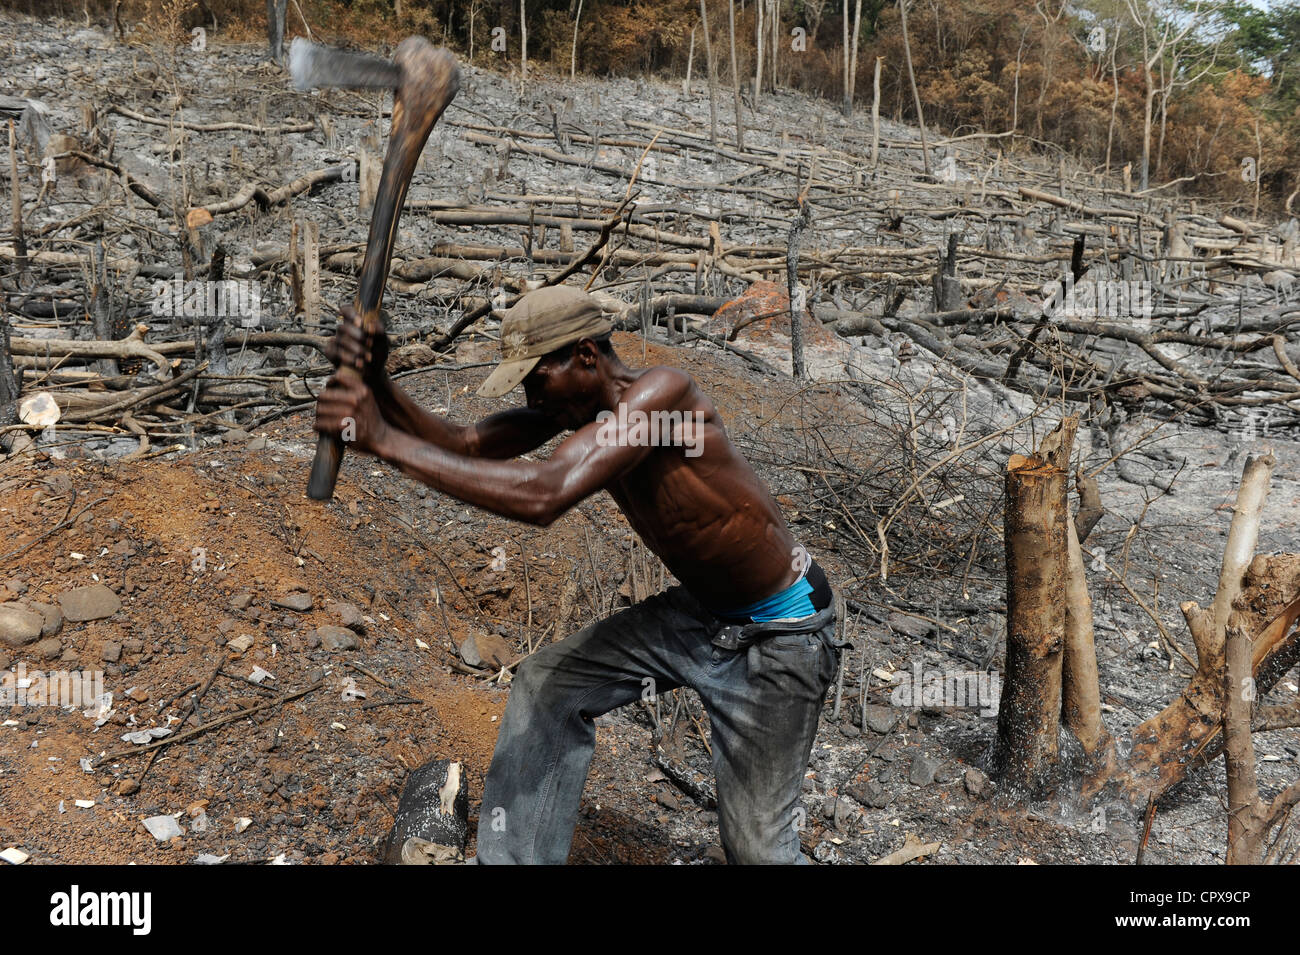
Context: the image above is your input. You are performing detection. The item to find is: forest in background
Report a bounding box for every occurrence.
[10,0,1300,212]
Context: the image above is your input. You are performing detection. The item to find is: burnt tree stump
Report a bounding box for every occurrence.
[381,758,470,864]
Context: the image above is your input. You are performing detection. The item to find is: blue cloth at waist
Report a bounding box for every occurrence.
[709,575,816,623]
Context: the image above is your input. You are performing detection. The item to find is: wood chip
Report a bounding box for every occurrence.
[871,832,942,865]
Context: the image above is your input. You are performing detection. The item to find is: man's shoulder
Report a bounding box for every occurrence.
[625,365,697,405]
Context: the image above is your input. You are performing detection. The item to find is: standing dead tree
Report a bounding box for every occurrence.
[990,418,1076,792]
[786,195,811,379]
[7,120,25,278]
[841,0,850,113]
[802,0,829,48]
[267,0,287,65]
[0,315,18,431]
[845,0,863,115]
[570,0,583,82]
[520,0,529,83]
[1225,598,1300,863]
[684,23,697,95]
[897,0,931,176]
[870,55,882,169]
[727,0,746,151]
[699,0,719,145]
[991,423,1300,848]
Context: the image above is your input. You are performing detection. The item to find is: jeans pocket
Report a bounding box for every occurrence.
[817,628,843,689]
[710,644,742,668]
[767,633,819,652]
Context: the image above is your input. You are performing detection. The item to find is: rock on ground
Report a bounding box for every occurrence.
[458,632,510,669]
[0,604,44,647]
[316,626,359,651]
[58,584,121,622]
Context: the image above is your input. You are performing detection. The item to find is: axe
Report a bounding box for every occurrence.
[289,36,460,500]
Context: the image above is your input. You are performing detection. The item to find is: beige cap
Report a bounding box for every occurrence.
[476,285,611,398]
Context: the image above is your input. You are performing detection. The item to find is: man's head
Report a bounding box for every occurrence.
[476,285,618,429]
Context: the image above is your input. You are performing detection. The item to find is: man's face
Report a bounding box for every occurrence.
[522,340,599,430]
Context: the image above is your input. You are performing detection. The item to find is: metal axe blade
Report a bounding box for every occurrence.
[288,37,402,92]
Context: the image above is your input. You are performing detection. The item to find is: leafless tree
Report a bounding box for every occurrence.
[468,0,482,61]
[1122,0,1218,190]
[1032,0,1070,140]
[846,0,863,114]
[804,0,829,42]
[842,0,850,110]
[684,23,697,94]
[700,0,719,144]
[728,0,746,149]
[1106,21,1122,173]
[520,0,529,83]
[898,0,931,175]
[570,0,583,81]
[1153,11,1227,180]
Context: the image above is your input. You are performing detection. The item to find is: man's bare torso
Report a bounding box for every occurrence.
[601,368,800,610]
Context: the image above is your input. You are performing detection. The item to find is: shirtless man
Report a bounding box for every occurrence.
[315,285,840,864]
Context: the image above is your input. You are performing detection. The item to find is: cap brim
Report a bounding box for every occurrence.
[476,355,540,398]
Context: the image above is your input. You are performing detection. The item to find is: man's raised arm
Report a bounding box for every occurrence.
[368,370,689,525]
[374,417,645,525]
[328,312,561,459]
[376,378,561,458]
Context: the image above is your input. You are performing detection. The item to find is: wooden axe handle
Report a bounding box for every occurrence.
[308,40,459,500]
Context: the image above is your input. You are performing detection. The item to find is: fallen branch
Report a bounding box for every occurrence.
[95,680,324,763]
[195,163,351,217]
[107,103,314,135]
[0,495,108,562]
[9,324,170,373]
[61,361,208,423]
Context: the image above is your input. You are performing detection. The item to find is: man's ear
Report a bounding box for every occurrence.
[574,338,601,367]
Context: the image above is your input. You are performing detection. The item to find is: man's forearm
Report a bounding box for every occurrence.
[374,377,468,453]
[376,427,557,525]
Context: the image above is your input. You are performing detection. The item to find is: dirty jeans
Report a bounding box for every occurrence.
[475,584,840,864]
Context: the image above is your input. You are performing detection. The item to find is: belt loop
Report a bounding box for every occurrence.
[711,622,746,650]
[747,643,761,674]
